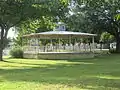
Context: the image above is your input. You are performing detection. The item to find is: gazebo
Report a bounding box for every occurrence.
[22,22,97,59]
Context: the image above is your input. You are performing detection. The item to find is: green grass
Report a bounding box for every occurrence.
[0,54,120,90]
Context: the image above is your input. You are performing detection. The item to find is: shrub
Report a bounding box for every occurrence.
[109,48,117,53]
[10,47,23,58]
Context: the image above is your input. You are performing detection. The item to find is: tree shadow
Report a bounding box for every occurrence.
[1,54,120,89]
[1,59,120,89]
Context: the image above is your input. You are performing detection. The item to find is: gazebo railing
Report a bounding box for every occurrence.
[23,43,96,53]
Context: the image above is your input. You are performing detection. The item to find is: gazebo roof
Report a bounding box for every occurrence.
[23,31,97,39]
[40,31,96,36]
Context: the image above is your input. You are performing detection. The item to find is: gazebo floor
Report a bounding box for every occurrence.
[23,49,109,60]
[23,52,95,60]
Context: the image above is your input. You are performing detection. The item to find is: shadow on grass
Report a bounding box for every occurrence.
[1,54,120,89]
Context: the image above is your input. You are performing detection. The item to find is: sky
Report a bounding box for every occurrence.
[7,27,17,39]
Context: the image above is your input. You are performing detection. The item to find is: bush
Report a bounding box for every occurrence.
[10,47,23,58]
[109,48,117,53]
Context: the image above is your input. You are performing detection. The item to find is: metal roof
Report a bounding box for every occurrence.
[40,31,96,36]
[23,31,97,39]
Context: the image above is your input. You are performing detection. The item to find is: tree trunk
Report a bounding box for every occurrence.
[0,48,3,61]
[0,24,9,61]
[116,31,120,53]
[0,26,4,61]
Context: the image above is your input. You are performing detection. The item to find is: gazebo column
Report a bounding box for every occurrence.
[86,39,88,52]
[83,43,85,52]
[45,39,48,52]
[78,42,81,52]
[58,38,61,52]
[89,42,92,52]
[29,38,31,53]
[37,38,39,53]
[72,38,74,51]
[27,38,31,53]
[31,38,35,53]
[55,39,57,52]
[73,38,76,51]
[43,39,45,52]
[74,38,77,51]
[44,38,47,52]
[92,36,95,53]
[51,39,53,51]
[69,36,72,51]
[34,36,39,53]
[35,37,37,53]
[23,37,26,53]
[78,39,81,52]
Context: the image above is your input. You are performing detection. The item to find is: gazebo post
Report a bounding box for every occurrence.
[36,37,39,53]
[74,38,77,51]
[55,38,57,52]
[35,37,37,53]
[37,36,40,53]
[46,39,47,52]
[51,39,53,51]
[92,36,95,53]
[69,36,72,51]
[28,38,30,53]
[59,38,61,52]
[43,39,45,52]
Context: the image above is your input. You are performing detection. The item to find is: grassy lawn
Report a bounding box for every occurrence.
[0,54,120,90]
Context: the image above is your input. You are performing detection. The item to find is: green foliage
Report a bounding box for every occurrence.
[67,0,120,34]
[65,0,120,52]
[12,0,70,47]
[0,0,70,29]
[18,16,55,35]
[0,0,70,60]
[13,36,23,47]
[10,47,23,58]
[115,14,120,21]
[100,32,115,43]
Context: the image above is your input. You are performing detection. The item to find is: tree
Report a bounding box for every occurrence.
[100,32,115,49]
[0,0,70,61]
[73,0,120,52]
[0,38,11,49]
[100,32,114,43]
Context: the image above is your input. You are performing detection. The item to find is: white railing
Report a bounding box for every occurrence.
[23,43,97,53]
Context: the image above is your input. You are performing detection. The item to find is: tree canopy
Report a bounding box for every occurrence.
[64,0,120,52]
[0,0,70,60]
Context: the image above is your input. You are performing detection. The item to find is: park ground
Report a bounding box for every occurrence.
[0,54,120,90]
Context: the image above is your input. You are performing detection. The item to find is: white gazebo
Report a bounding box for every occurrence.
[22,22,97,59]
